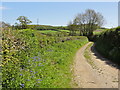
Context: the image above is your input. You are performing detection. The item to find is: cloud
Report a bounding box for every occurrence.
[0,6,9,10]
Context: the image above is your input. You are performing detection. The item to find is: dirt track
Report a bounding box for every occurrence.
[73,42,118,88]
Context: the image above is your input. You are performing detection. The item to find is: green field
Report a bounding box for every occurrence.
[39,29,70,34]
[93,29,106,35]
[57,29,70,32]
[39,30,58,33]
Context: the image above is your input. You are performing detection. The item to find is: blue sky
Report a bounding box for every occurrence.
[1,2,118,28]
[118,2,120,26]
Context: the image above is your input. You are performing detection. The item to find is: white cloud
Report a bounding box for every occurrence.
[0,6,9,10]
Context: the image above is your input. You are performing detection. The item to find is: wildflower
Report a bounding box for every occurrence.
[26,79,30,81]
[34,72,38,74]
[38,82,40,83]
[32,56,37,59]
[19,74,23,76]
[20,84,24,87]
[38,57,41,60]
[38,64,41,66]
[37,79,42,81]
[30,71,33,73]
[38,63,42,66]
[31,75,34,78]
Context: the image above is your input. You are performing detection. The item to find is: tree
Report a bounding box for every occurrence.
[84,9,105,36]
[68,21,79,36]
[16,16,32,29]
[0,21,11,30]
[70,9,105,36]
[0,21,10,28]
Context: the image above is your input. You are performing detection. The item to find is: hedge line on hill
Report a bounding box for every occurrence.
[12,25,69,31]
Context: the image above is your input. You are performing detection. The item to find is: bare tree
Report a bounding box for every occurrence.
[71,9,105,36]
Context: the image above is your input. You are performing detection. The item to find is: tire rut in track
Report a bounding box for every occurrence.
[73,42,118,88]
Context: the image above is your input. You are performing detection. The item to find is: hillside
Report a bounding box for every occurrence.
[2,29,88,88]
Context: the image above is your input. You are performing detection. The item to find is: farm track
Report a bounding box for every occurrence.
[73,42,118,88]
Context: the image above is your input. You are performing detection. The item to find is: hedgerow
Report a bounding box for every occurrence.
[2,29,88,88]
[94,27,120,65]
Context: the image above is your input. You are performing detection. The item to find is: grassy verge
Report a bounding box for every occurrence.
[84,42,97,69]
[39,39,88,88]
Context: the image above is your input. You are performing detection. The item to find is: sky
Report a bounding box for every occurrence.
[118,2,120,26]
[1,2,118,28]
